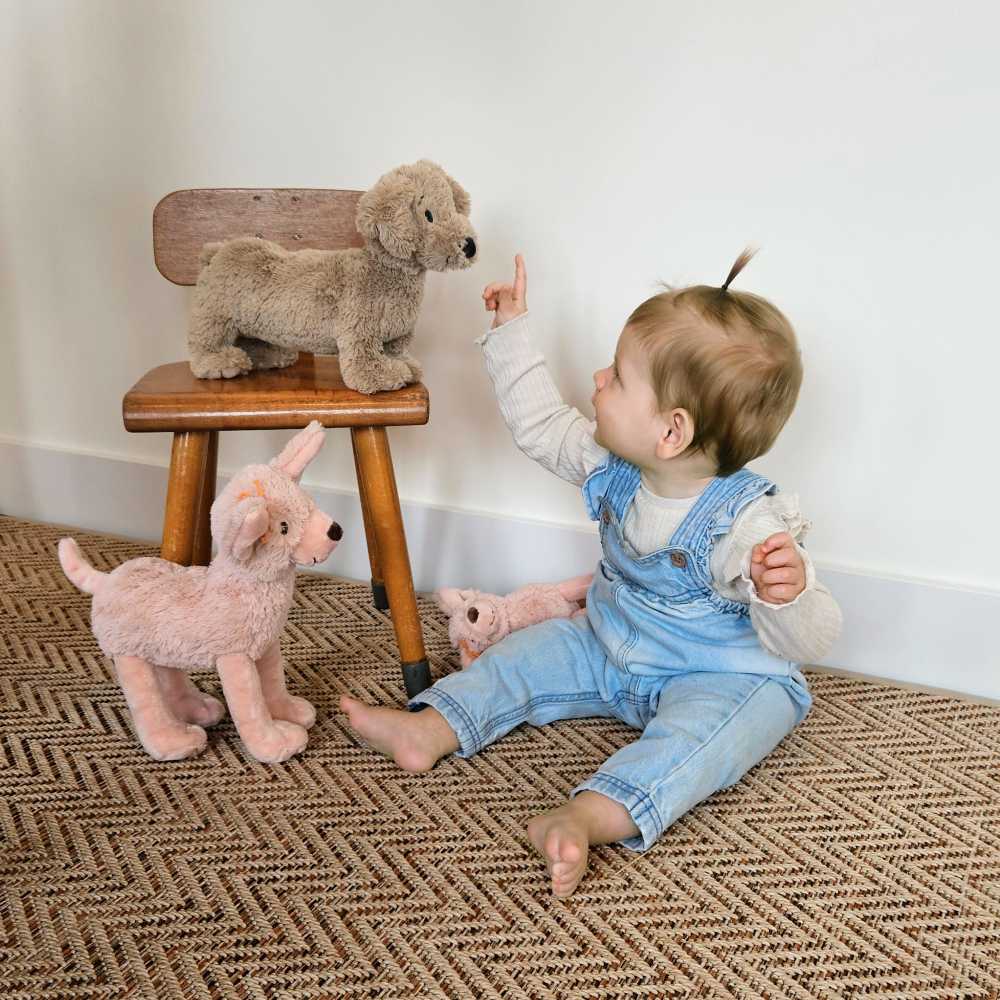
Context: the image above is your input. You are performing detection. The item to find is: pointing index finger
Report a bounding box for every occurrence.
[513,254,526,298]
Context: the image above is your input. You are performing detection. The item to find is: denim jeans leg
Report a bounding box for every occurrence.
[573,671,808,851]
[409,615,621,758]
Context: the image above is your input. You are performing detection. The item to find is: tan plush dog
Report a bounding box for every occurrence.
[58,422,341,763]
[187,159,478,393]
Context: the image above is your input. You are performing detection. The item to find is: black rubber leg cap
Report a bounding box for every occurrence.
[402,659,431,699]
[371,580,389,611]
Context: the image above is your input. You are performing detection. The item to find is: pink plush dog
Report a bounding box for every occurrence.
[58,421,341,763]
[436,575,593,668]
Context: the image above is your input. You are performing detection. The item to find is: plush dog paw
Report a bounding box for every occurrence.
[401,354,423,382]
[342,358,413,394]
[243,720,309,763]
[237,340,299,371]
[141,723,208,762]
[267,694,316,729]
[190,347,253,379]
[173,692,226,727]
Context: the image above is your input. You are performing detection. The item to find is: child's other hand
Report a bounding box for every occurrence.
[482,254,527,329]
[750,532,806,604]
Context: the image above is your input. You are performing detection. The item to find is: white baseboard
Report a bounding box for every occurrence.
[3,437,998,701]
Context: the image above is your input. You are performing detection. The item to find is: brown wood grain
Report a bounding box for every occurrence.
[161,431,210,565]
[152,188,365,285]
[352,429,384,592]
[192,431,219,566]
[351,426,426,666]
[123,354,429,432]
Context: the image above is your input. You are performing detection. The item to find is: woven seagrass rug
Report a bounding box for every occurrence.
[2,514,999,999]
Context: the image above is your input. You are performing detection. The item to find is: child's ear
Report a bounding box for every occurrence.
[656,408,695,460]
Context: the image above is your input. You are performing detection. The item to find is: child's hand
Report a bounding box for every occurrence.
[750,532,806,604]
[482,254,527,329]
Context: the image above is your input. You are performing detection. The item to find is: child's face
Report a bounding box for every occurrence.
[591,328,663,465]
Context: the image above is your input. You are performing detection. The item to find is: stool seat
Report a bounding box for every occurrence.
[123,353,429,432]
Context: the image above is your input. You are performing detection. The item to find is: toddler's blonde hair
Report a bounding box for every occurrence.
[626,249,802,477]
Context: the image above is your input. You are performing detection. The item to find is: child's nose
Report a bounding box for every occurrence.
[593,367,608,390]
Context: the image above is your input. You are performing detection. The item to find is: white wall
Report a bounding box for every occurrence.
[2,1,998,597]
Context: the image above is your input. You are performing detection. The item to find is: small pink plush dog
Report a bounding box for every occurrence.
[436,575,594,668]
[58,421,341,763]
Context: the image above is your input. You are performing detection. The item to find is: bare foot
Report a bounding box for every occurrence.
[527,807,590,898]
[339,695,457,773]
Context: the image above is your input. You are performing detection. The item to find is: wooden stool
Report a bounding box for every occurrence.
[123,188,432,697]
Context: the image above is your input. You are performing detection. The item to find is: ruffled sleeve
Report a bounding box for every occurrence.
[711,493,843,663]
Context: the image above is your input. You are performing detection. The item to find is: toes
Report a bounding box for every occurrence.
[545,827,582,867]
[339,695,362,725]
[531,820,587,897]
[549,852,586,898]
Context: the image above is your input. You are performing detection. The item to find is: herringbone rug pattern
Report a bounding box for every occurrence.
[1,515,999,999]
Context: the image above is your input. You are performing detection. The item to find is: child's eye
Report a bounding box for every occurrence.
[424,209,434,223]
[280,522,289,535]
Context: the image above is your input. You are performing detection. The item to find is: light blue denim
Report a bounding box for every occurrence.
[410,457,813,851]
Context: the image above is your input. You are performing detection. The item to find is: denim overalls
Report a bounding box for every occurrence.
[411,455,813,851]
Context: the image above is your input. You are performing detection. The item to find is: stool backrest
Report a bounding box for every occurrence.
[153,188,364,286]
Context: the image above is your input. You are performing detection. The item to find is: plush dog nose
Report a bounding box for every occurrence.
[467,606,479,623]
[463,237,476,259]
[327,522,343,541]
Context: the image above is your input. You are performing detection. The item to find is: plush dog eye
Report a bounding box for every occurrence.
[424,210,433,223]
[280,522,289,535]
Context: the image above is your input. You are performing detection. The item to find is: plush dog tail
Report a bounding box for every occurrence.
[58,538,106,595]
[199,241,225,271]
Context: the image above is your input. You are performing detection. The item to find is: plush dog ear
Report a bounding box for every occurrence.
[356,170,418,260]
[272,420,325,482]
[229,499,270,562]
[435,587,464,614]
[445,172,471,217]
[412,159,471,216]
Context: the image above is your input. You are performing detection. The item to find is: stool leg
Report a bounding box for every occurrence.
[350,429,389,611]
[351,426,430,697]
[192,431,219,566]
[161,431,210,566]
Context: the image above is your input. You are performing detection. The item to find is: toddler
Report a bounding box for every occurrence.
[342,250,842,898]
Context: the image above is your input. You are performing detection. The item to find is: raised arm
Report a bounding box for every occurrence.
[479,256,608,486]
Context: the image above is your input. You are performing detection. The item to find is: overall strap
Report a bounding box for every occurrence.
[669,470,777,584]
[582,454,642,521]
